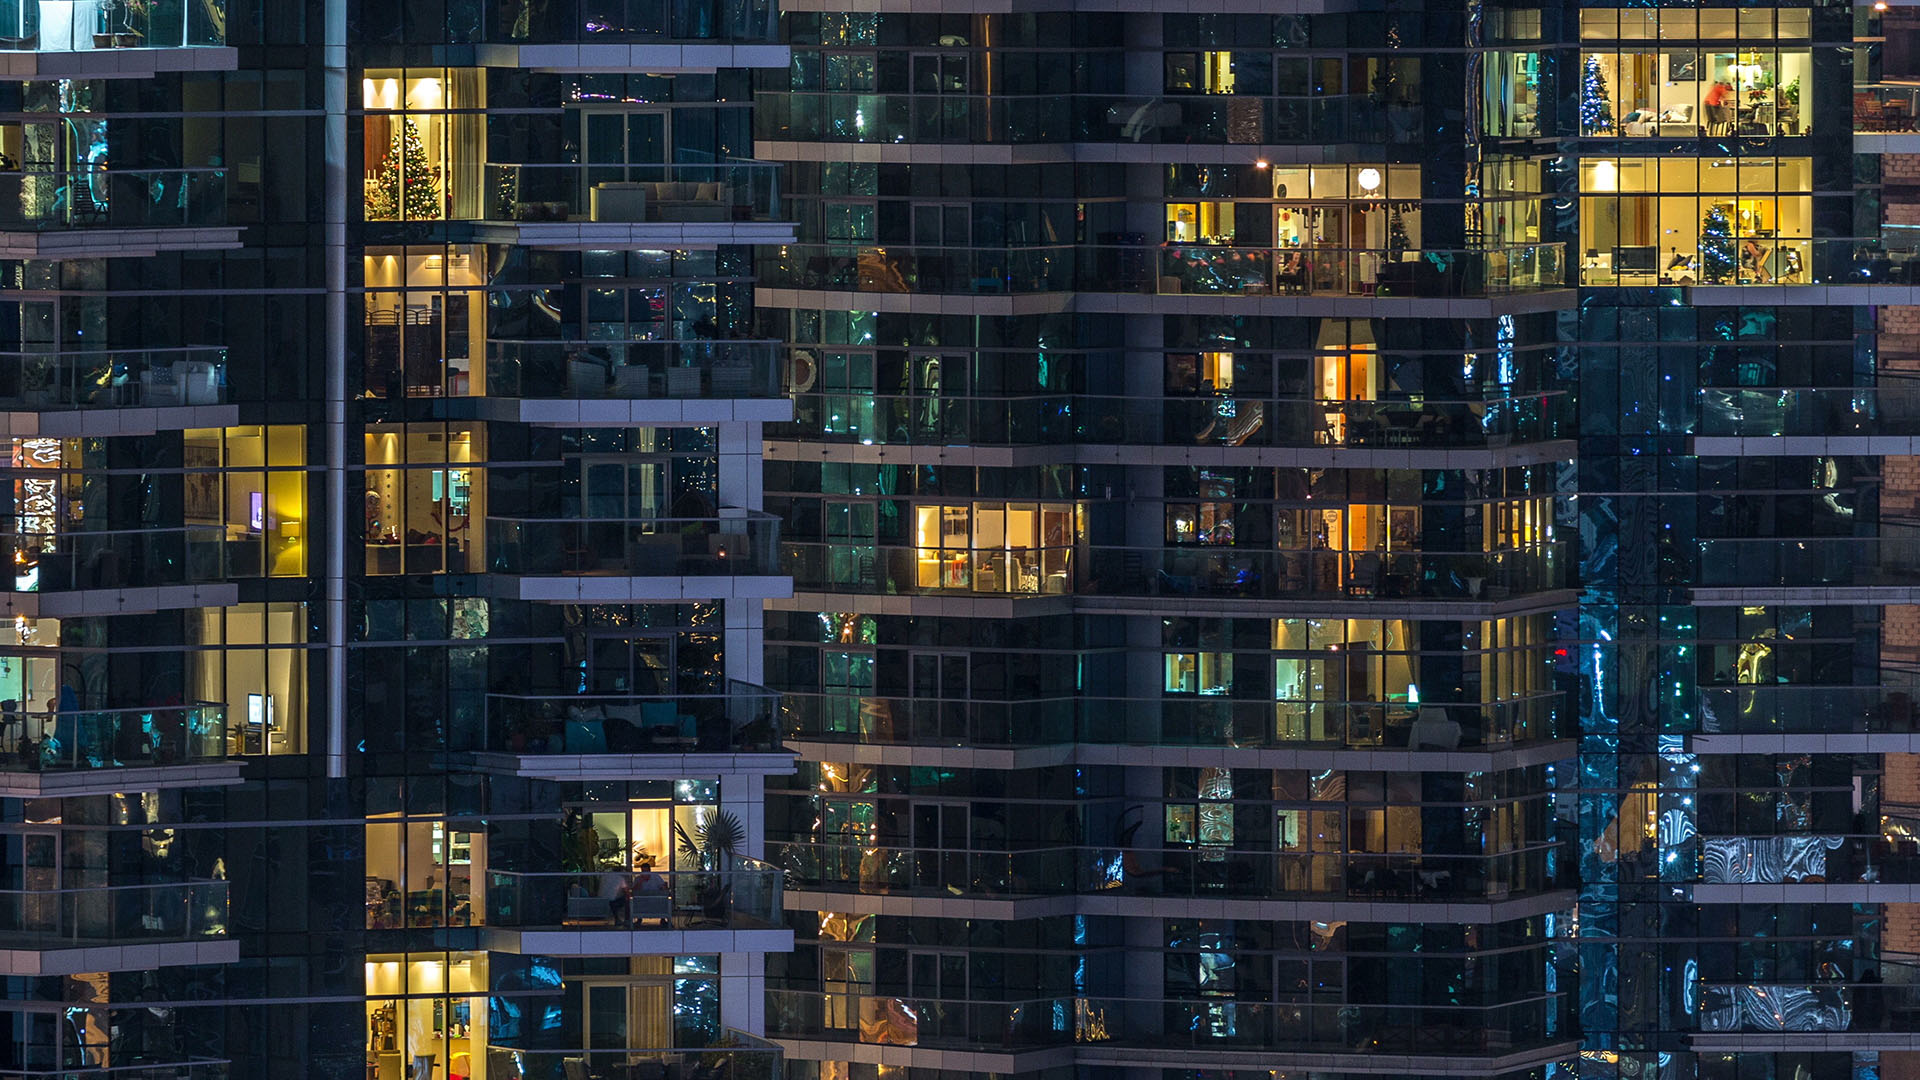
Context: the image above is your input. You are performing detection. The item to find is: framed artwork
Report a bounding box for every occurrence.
[1669,52,1699,82]
[183,445,221,522]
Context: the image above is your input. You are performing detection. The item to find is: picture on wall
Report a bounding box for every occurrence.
[184,445,221,522]
[1669,52,1699,81]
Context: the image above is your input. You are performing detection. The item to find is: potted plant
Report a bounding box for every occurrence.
[112,0,150,47]
[675,809,745,926]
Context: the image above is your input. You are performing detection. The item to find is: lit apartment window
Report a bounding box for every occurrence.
[1163,652,1232,695]
[193,602,309,757]
[363,423,486,575]
[1579,157,1811,285]
[1578,27,1811,138]
[1164,51,1238,94]
[1271,618,1417,743]
[364,952,489,1080]
[362,69,485,221]
[365,817,487,929]
[362,245,485,398]
[910,502,1079,594]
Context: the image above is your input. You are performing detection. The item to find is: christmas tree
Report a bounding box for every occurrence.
[365,118,441,221]
[1699,204,1735,284]
[1580,55,1614,134]
[1387,205,1410,256]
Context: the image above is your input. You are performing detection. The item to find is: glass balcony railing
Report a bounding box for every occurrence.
[0,168,226,230]
[768,842,1563,902]
[484,161,782,226]
[3,526,244,591]
[759,243,1566,298]
[0,1062,230,1080]
[784,542,1564,602]
[487,0,778,44]
[1699,685,1920,734]
[1700,983,1857,1033]
[1693,534,1920,589]
[793,392,1570,449]
[485,1041,781,1080]
[1582,237,1920,288]
[0,880,228,948]
[0,346,226,410]
[476,681,783,755]
[485,339,785,401]
[0,0,227,51]
[1698,385,1920,437]
[765,990,1562,1054]
[1699,834,1920,885]
[485,513,781,577]
[753,92,1428,146]
[484,862,785,931]
[783,693,1565,751]
[0,703,225,773]
[1857,84,1920,132]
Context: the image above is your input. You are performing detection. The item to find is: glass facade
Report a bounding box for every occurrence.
[0,3,796,1079]
[758,3,1909,1080]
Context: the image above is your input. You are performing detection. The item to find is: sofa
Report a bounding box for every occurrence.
[589,181,736,223]
[1620,104,1695,137]
[559,701,699,753]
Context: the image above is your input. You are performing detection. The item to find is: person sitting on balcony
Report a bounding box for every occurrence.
[600,869,634,928]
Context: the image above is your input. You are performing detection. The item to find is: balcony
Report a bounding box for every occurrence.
[765,990,1563,1058]
[481,684,783,756]
[483,339,793,425]
[1696,386,1920,449]
[771,842,1562,904]
[758,243,1567,301]
[1691,531,1920,593]
[752,92,1428,147]
[0,1063,230,1080]
[0,167,240,259]
[485,863,785,931]
[0,880,233,974]
[486,513,786,602]
[1857,84,1920,133]
[783,693,1566,756]
[0,347,228,431]
[485,1038,781,1080]
[1696,834,1920,887]
[1698,685,1920,737]
[786,392,1570,453]
[0,702,239,797]
[785,541,1566,605]
[1,526,266,614]
[479,161,792,248]
[0,0,235,78]
[479,0,785,71]
[456,683,794,781]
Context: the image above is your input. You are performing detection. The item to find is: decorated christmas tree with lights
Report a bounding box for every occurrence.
[366,118,441,221]
[1580,56,1614,134]
[1699,204,1735,283]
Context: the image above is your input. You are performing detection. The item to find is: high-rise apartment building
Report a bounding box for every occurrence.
[756,6,1920,1080]
[0,2,797,1077]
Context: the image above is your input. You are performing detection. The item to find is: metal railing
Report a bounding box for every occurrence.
[1699,684,1920,734]
[0,880,228,947]
[486,513,782,577]
[484,161,782,225]
[485,861,785,930]
[484,339,785,401]
[0,703,225,772]
[479,682,783,755]
[1857,84,1919,132]
[0,1063,230,1080]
